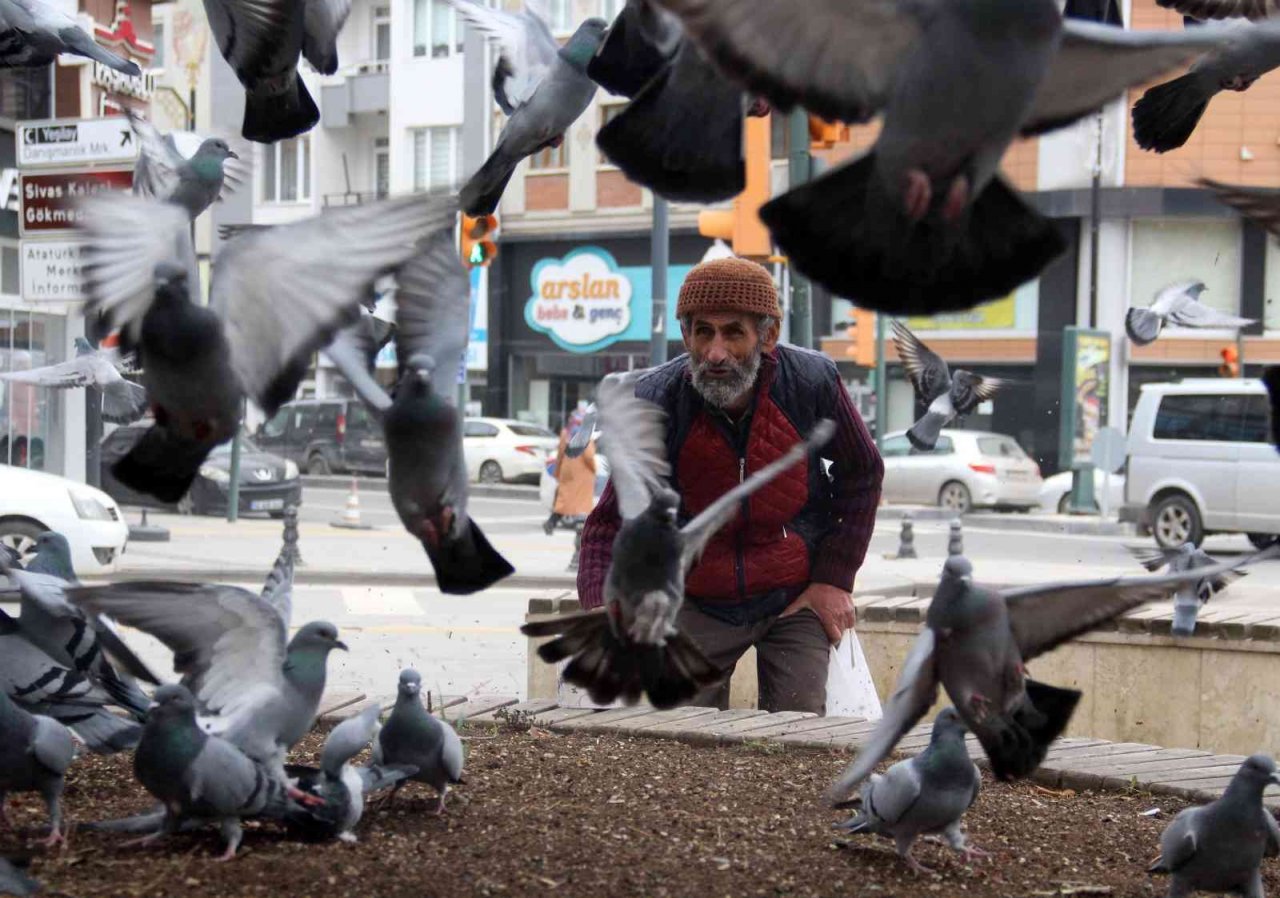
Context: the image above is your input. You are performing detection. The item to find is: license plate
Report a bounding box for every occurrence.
[250,498,285,511]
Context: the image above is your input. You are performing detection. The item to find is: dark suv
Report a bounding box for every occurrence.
[256,399,387,476]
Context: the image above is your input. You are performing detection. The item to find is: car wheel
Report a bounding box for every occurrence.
[1151,493,1203,549]
[0,519,44,565]
[937,481,972,514]
[269,511,285,520]
[307,454,331,476]
[1057,494,1071,515]
[1248,532,1280,550]
[478,460,504,484]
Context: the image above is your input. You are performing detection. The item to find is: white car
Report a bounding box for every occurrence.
[1038,468,1127,515]
[0,464,129,573]
[463,418,561,484]
[881,429,1042,513]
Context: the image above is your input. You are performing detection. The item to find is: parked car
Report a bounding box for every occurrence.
[1122,378,1277,549]
[255,399,387,476]
[0,463,128,572]
[1038,468,1127,515]
[880,429,1042,513]
[100,426,302,517]
[463,418,560,484]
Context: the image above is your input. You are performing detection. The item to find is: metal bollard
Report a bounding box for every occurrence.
[567,521,584,572]
[283,504,302,566]
[947,519,963,557]
[896,514,918,559]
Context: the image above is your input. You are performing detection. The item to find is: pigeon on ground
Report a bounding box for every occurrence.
[448,0,606,215]
[77,191,455,504]
[0,0,141,72]
[891,321,1008,452]
[372,670,464,814]
[521,370,835,709]
[1149,754,1280,898]
[202,0,318,142]
[1125,280,1255,346]
[131,684,288,861]
[325,224,514,595]
[1131,543,1245,636]
[652,0,1251,313]
[1133,18,1280,153]
[825,549,1273,803]
[127,110,247,221]
[0,337,148,425]
[833,708,984,876]
[0,858,40,897]
[285,705,416,842]
[0,688,76,847]
[1157,0,1280,19]
[302,0,353,74]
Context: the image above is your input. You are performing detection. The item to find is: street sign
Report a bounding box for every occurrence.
[17,117,138,168]
[19,169,133,234]
[1090,426,1127,474]
[20,239,89,304]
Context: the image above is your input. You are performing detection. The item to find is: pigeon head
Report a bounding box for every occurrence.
[1234,754,1280,791]
[926,556,978,634]
[195,137,238,161]
[559,17,609,71]
[290,621,348,654]
[28,532,74,580]
[154,261,189,297]
[149,684,198,720]
[74,336,94,355]
[942,556,973,582]
[398,669,422,697]
[927,707,969,749]
[646,488,680,525]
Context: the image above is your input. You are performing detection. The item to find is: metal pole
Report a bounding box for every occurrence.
[874,313,887,450]
[650,196,669,366]
[1088,109,1102,328]
[226,398,244,522]
[787,109,812,348]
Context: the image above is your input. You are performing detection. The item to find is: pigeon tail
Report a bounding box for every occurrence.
[595,43,744,204]
[1171,596,1201,637]
[49,705,142,754]
[586,8,672,97]
[906,411,948,452]
[1264,367,1280,452]
[460,147,518,216]
[111,425,216,504]
[760,154,1066,314]
[242,75,319,144]
[522,609,724,710]
[96,665,152,721]
[1132,73,1210,154]
[423,518,515,595]
[58,26,141,75]
[980,679,1080,782]
[1125,308,1164,346]
[832,809,878,835]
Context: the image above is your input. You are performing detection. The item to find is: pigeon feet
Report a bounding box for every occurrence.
[958,845,990,864]
[122,831,166,850]
[903,170,932,222]
[942,175,970,223]
[39,827,64,849]
[287,785,326,808]
[214,845,238,863]
[338,831,358,844]
[903,853,936,877]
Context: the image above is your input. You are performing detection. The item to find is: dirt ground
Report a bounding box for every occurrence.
[1,721,1273,898]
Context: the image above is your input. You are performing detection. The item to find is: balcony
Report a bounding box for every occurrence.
[321,61,390,128]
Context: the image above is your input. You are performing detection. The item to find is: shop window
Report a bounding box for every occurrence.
[0,309,64,471]
[1131,219,1241,322]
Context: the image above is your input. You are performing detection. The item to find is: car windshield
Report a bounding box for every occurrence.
[509,424,555,438]
[977,436,1026,459]
[207,433,263,457]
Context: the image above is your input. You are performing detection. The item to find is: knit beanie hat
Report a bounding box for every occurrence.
[676,257,782,321]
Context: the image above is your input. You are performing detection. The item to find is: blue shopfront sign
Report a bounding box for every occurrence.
[524,246,694,354]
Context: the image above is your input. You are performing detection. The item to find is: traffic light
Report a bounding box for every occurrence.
[696,115,772,259]
[460,214,498,269]
[836,307,877,367]
[1219,345,1240,377]
[808,115,849,150]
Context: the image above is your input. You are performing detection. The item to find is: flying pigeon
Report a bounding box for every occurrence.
[651,0,1251,314]
[833,707,984,876]
[1133,18,1280,153]
[77,190,456,504]
[127,110,247,221]
[587,0,678,97]
[448,0,606,215]
[303,0,354,74]
[1157,0,1280,19]
[1200,177,1280,238]
[0,688,76,846]
[0,337,148,425]
[0,0,141,72]
[325,224,515,595]
[825,550,1272,804]
[891,321,1008,452]
[131,684,289,861]
[1125,280,1255,346]
[521,370,835,709]
[372,670,465,814]
[1149,754,1280,898]
[0,858,40,897]
[1130,543,1246,636]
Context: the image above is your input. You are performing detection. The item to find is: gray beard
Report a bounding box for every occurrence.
[690,346,762,409]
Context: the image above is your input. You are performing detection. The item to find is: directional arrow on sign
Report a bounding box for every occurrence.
[120,130,132,147]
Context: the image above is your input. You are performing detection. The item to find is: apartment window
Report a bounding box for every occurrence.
[261,137,311,203]
[153,21,165,69]
[374,137,389,199]
[598,103,624,164]
[548,0,572,33]
[598,0,623,19]
[414,0,461,58]
[412,126,460,191]
[373,5,391,62]
[529,140,566,171]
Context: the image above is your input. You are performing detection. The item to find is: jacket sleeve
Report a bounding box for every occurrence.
[576,478,621,610]
[810,370,883,592]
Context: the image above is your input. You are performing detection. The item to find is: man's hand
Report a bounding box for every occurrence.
[779,583,856,644]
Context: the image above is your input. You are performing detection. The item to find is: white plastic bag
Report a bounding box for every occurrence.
[826,631,883,720]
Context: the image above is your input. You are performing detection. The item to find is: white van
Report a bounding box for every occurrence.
[1122,379,1278,549]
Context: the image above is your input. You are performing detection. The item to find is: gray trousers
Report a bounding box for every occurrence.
[676,601,829,715]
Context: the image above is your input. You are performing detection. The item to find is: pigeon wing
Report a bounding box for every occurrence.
[446,0,559,110]
[891,320,950,404]
[950,371,1007,414]
[1200,178,1280,236]
[1165,298,1256,330]
[323,314,394,416]
[594,369,671,520]
[201,0,296,74]
[126,109,184,201]
[1128,545,1178,572]
[393,223,471,398]
[0,357,94,388]
[865,758,923,826]
[319,705,380,777]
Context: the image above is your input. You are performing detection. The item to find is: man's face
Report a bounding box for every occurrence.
[683,312,777,409]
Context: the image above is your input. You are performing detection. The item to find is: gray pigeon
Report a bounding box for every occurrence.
[1131,543,1245,636]
[0,0,141,72]
[1157,0,1280,19]
[326,224,514,595]
[78,190,456,504]
[448,0,606,215]
[0,858,40,897]
[521,370,835,709]
[834,708,983,876]
[1126,280,1255,346]
[302,0,353,74]
[0,688,76,847]
[1201,179,1280,240]
[653,0,1252,313]
[826,550,1273,803]
[128,109,246,221]
[892,321,1007,452]
[1150,753,1280,898]
[0,337,148,425]
[131,684,288,861]
[258,507,300,627]
[372,670,464,814]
